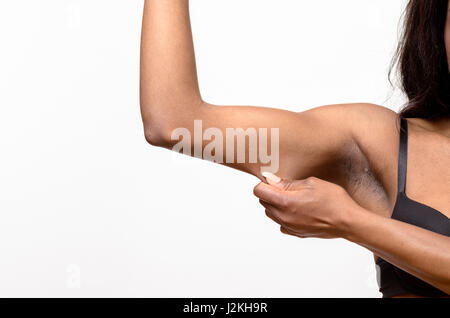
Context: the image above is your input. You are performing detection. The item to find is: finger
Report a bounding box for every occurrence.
[261,172,296,190]
[280,226,308,238]
[253,182,289,207]
[265,209,281,225]
[259,199,287,224]
[281,228,335,239]
[262,172,317,191]
[280,177,318,191]
[259,199,283,225]
[261,172,282,185]
[280,226,289,234]
[258,198,272,209]
[280,226,298,236]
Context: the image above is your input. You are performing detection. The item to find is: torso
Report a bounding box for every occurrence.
[341,106,450,297]
[346,110,450,220]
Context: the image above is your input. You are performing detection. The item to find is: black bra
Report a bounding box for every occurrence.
[375,116,450,298]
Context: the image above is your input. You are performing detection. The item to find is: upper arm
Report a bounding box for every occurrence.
[139,1,376,185]
[151,100,375,183]
[139,1,386,185]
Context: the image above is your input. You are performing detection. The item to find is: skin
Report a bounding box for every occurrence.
[140,0,450,297]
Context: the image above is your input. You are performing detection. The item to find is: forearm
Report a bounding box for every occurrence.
[140,0,203,144]
[346,208,450,294]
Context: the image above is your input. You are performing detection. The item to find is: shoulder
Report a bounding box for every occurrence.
[340,103,400,147]
[303,102,398,125]
[348,103,400,141]
[347,102,399,124]
[303,102,400,145]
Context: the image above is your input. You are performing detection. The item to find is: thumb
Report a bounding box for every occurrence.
[262,172,313,191]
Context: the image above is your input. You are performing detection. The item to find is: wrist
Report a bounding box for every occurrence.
[340,205,378,243]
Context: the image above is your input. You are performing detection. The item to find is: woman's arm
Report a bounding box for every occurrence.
[347,208,450,294]
[140,0,368,182]
[253,176,450,294]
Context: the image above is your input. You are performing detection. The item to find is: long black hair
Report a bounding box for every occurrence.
[390,0,450,120]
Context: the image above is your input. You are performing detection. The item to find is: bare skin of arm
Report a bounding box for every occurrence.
[140,0,367,183]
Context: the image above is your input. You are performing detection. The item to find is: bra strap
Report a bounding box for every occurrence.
[397,117,408,194]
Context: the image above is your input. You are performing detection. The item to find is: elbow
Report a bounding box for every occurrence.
[140,97,206,147]
[144,129,167,147]
[143,122,171,147]
[140,98,173,147]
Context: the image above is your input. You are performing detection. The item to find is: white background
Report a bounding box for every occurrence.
[0,0,407,297]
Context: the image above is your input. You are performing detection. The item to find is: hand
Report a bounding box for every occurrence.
[253,173,360,239]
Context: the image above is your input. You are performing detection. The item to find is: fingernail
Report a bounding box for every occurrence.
[262,172,281,184]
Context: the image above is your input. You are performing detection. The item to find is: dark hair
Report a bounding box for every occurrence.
[389,0,450,120]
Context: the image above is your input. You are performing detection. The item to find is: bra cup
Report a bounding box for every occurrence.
[394,193,450,237]
[377,194,449,297]
[392,266,447,297]
[388,194,450,296]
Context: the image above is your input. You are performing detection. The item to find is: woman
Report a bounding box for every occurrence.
[139,0,450,297]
